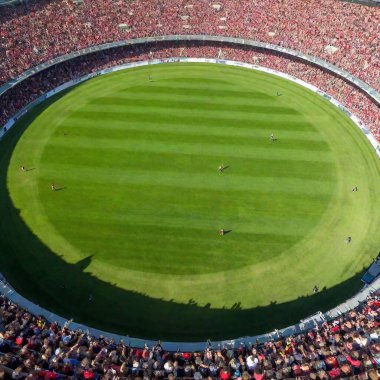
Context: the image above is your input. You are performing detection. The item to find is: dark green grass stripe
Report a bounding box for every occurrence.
[51,211,311,238]
[55,126,330,152]
[93,92,276,107]
[72,110,314,130]
[114,185,329,217]
[48,185,324,226]
[150,78,286,95]
[38,166,335,196]
[65,115,318,135]
[39,176,330,218]
[139,78,252,91]
[89,96,296,113]
[81,102,300,116]
[121,85,273,100]
[157,76,235,86]
[46,136,334,163]
[42,148,336,180]
[51,224,301,274]
[47,197,315,237]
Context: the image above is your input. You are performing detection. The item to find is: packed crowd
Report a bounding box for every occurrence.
[0,0,379,91]
[1,291,380,380]
[1,42,379,141]
[0,3,380,379]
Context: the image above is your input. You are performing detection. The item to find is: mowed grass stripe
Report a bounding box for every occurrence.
[64,118,325,142]
[67,111,317,132]
[63,182,329,217]
[92,91,274,107]
[47,136,334,163]
[59,123,330,152]
[71,107,316,129]
[45,189,328,222]
[5,63,380,340]
[38,162,335,196]
[42,148,336,181]
[48,206,311,238]
[50,224,301,274]
[80,78,272,102]
[89,96,298,114]
[81,102,300,117]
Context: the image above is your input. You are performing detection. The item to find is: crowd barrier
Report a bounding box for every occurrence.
[0,269,379,352]
[1,58,379,351]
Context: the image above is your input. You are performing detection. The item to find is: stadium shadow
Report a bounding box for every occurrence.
[0,92,367,342]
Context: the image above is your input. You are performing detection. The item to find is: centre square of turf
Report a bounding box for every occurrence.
[5,63,380,339]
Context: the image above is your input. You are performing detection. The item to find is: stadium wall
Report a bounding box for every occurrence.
[1,58,380,351]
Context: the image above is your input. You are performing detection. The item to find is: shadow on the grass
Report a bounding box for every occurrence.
[0,92,368,342]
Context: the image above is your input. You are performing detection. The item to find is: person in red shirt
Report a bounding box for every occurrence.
[220,368,230,380]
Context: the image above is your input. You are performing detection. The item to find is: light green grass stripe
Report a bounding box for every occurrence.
[89,95,292,110]
[67,110,314,130]
[80,103,300,117]
[40,147,335,181]
[64,118,324,141]
[38,164,334,196]
[76,109,322,130]
[47,137,334,162]
[148,77,291,94]
[51,207,314,236]
[71,187,327,218]
[53,128,330,152]
[96,91,272,106]
[122,85,273,100]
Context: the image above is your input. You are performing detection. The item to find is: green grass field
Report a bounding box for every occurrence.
[1,63,380,341]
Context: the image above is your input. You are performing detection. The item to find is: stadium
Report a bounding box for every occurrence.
[0,0,380,379]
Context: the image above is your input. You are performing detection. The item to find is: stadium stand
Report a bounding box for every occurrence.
[1,42,379,141]
[0,0,379,139]
[0,1,380,378]
[1,292,380,379]
[0,0,379,91]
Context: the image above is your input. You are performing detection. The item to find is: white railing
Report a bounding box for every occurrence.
[1,270,379,351]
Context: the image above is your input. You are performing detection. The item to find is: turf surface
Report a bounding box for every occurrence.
[2,63,380,341]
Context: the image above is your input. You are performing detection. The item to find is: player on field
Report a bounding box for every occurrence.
[219,229,225,236]
[20,165,25,172]
[270,133,276,142]
[218,164,226,174]
[51,183,56,191]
